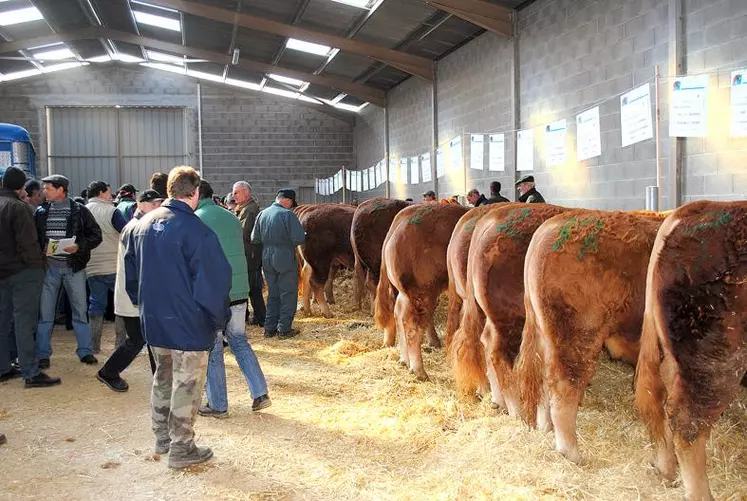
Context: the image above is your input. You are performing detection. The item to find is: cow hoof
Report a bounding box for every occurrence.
[558,448,583,465]
[327,299,336,305]
[399,360,408,368]
[322,312,334,319]
[410,370,429,382]
[428,340,442,349]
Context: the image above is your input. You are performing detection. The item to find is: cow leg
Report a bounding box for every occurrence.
[313,284,333,318]
[325,265,338,305]
[536,389,553,433]
[482,320,521,418]
[301,263,313,315]
[485,365,507,411]
[548,378,583,464]
[398,293,429,381]
[426,323,441,349]
[676,432,714,501]
[353,259,365,311]
[394,293,409,367]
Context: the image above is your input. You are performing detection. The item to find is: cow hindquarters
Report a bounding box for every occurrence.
[445,279,463,350]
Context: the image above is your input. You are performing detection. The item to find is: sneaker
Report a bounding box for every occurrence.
[198,405,228,419]
[263,329,277,338]
[168,444,214,469]
[25,372,62,388]
[155,438,170,455]
[80,354,98,365]
[38,359,50,370]
[11,360,20,371]
[0,367,22,383]
[278,328,299,340]
[251,395,272,412]
[96,371,129,392]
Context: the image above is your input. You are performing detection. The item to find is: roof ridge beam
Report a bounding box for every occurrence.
[424,0,513,38]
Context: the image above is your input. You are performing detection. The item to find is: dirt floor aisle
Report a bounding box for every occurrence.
[1,282,746,501]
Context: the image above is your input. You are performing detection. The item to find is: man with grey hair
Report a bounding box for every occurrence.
[232,181,265,327]
[515,175,546,203]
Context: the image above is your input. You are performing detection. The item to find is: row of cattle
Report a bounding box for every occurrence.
[292,199,747,501]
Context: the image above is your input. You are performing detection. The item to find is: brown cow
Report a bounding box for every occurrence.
[295,204,339,305]
[450,204,569,411]
[445,203,512,348]
[296,204,357,317]
[351,198,411,311]
[635,201,747,501]
[375,203,468,380]
[515,210,665,464]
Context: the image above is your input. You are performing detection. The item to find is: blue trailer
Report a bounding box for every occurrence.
[0,123,36,178]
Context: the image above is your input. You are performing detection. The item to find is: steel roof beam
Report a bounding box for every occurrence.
[423,0,513,38]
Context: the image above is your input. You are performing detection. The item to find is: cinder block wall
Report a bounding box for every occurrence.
[0,63,354,207]
[352,104,387,201]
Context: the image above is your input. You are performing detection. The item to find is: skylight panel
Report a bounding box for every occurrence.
[328,0,376,9]
[268,73,307,88]
[298,94,323,104]
[133,10,181,32]
[114,53,145,63]
[285,38,334,57]
[186,69,224,83]
[145,50,184,65]
[32,48,76,61]
[0,6,43,26]
[262,86,300,99]
[1,68,42,81]
[225,78,262,91]
[131,0,178,14]
[88,55,112,63]
[42,62,86,74]
[141,62,186,75]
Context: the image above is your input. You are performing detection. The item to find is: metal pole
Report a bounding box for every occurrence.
[668,0,684,209]
[384,107,391,198]
[431,65,439,198]
[342,166,347,204]
[654,64,662,210]
[197,82,204,176]
[510,13,520,201]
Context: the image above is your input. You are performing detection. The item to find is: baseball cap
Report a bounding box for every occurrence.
[138,189,164,203]
[117,183,138,196]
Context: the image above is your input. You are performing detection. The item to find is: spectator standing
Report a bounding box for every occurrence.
[96,189,163,392]
[515,175,546,203]
[0,168,61,387]
[251,189,306,339]
[24,179,44,208]
[123,166,231,468]
[195,181,271,418]
[35,174,102,367]
[86,181,128,353]
[150,172,168,199]
[232,181,266,327]
[466,189,489,207]
[422,190,436,202]
[115,183,138,222]
[486,181,510,204]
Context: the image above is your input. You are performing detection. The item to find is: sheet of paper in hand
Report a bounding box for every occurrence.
[46,236,76,256]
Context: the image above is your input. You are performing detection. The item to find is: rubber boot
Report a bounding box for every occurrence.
[114,316,127,350]
[168,442,213,469]
[90,316,104,354]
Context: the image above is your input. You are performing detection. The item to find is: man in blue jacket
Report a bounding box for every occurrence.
[122,166,231,469]
[251,189,306,339]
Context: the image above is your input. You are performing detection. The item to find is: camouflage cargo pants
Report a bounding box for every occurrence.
[150,348,209,448]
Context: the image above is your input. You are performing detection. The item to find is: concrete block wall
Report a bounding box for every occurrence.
[352,104,387,201]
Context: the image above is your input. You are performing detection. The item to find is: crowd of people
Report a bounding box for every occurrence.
[0,165,305,468]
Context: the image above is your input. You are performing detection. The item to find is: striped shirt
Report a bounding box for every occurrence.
[46,200,72,266]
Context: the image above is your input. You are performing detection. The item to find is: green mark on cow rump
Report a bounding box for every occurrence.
[463,213,487,233]
[495,208,532,239]
[553,216,606,260]
[408,204,438,225]
[684,211,733,235]
[359,198,391,214]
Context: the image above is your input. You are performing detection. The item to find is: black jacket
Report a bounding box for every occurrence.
[474,194,490,206]
[237,198,263,271]
[518,187,546,204]
[35,198,102,273]
[486,194,510,204]
[0,188,44,279]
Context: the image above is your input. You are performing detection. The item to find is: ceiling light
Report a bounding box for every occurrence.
[32,48,76,61]
[0,6,43,26]
[327,0,376,9]
[262,86,300,99]
[133,10,181,32]
[268,73,307,87]
[145,50,184,65]
[285,38,333,57]
[231,48,240,65]
[131,0,179,13]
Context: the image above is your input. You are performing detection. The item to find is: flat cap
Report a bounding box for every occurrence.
[138,189,164,203]
[422,190,436,198]
[41,174,69,189]
[515,175,535,185]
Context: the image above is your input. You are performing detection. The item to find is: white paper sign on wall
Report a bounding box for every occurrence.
[488,134,505,172]
[576,106,601,161]
[516,129,534,171]
[410,156,419,184]
[470,134,484,170]
[450,136,463,172]
[731,69,747,137]
[545,119,567,166]
[669,74,708,138]
[620,83,654,147]
[421,153,432,183]
[436,147,445,178]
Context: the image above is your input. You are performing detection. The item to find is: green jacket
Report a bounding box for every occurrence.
[195,198,249,303]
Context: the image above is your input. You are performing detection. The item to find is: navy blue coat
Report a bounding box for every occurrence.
[123,199,232,351]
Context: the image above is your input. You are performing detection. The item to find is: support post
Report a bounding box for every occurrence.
[342,166,347,204]
[510,14,520,201]
[668,0,684,209]
[384,107,391,198]
[431,66,439,198]
[654,65,663,209]
[197,82,204,176]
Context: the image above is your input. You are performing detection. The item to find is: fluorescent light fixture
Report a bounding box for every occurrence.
[132,10,181,32]
[225,78,262,91]
[42,62,86,73]
[0,6,43,26]
[285,38,333,57]
[268,73,307,87]
[131,0,178,14]
[1,68,42,81]
[186,69,224,83]
[262,86,300,99]
[87,55,112,63]
[328,0,376,9]
[231,48,240,65]
[141,62,186,75]
[145,50,184,65]
[32,48,76,61]
[114,53,145,63]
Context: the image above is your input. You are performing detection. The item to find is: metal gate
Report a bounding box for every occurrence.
[47,106,189,196]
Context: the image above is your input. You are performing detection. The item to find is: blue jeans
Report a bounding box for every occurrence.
[88,273,115,317]
[36,266,94,360]
[205,302,268,412]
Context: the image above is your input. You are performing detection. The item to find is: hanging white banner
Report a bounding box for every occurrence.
[450,136,463,172]
[621,83,654,147]
[576,106,601,161]
[410,156,419,184]
[436,147,445,178]
[375,161,382,186]
[545,119,567,166]
[731,69,747,137]
[421,152,432,183]
[516,129,534,171]
[488,134,505,172]
[470,134,484,170]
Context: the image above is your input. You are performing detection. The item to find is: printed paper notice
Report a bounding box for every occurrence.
[363,169,370,191]
[410,156,419,184]
[516,129,534,171]
[545,119,567,166]
[375,162,382,186]
[450,137,463,172]
[731,69,747,137]
[470,134,484,170]
[670,75,708,137]
[436,147,445,178]
[369,167,376,189]
[421,153,432,183]
[576,107,601,161]
[399,158,408,184]
[621,83,653,147]
[488,134,505,171]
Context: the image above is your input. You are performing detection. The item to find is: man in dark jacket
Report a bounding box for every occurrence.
[0,168,61,388]
[115,183,138,222]
[486,181,510,203]
[35,174,102,368]
[232,181,266,327]
[123,166,231,469]
[466,188,489,207]
[251,189,306,339]
[515,175,546,203]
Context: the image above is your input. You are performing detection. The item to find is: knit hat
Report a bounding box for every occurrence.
[2,167,27,190]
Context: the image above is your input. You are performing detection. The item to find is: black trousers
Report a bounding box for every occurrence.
[248,269,266,324]
[99,315,156,378]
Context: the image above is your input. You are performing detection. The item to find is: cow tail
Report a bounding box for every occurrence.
[516,293,543,428]
[634,309,667,443]
[374,250,396,342]
[444,273,463,350]
[449,294,487,398]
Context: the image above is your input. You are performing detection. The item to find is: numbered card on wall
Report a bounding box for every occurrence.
[545,119,567,166]
[516,129,534,171]
[731,69,747,137]
[436,147,445,178]
[576,107,601,161]
[620,83,653,147]
[488,134,505,171]
[450,136,463,172]
[670,74,708,137]
[421,153,432,183]
[470,134,484,170]
[410,156,419,184]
